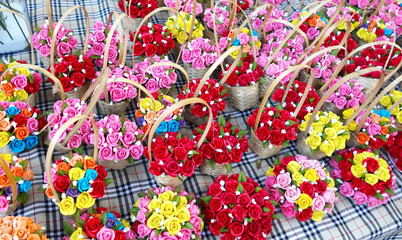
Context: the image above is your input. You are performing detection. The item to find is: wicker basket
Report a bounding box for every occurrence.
[296,134,327,160]
[173,40,182,59]
[0,146,17,156]
[99,159,129,170]
[204,28,221,41]
[43,129,71,153]
[224,56,235,66]
[395,121,402,132]
[154,174,185,188]
[200,159,228,177]
[259,75,280,99]
[22,93,36,107]
[249,129,283,159]
[40,56,50,70]
[183,106,209,126]
[321,102,343,116]
[97,99,130,116]
[298,71,323,89]
[63,81,91,100]
[183,63,209,80]
[346,132,361,148]
[224,83,259,111]
[0,202,20,217]
[132,18,149,31]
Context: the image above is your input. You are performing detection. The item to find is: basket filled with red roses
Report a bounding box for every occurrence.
[193,115,249,177]
[118,0,158,29]
[384,131,402,172]
[145,97,212,188]
[200,172,278,239]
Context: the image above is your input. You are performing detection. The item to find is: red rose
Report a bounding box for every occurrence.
[232,204,247,222]
[273,164,286,176]
[231,148,243,163]
[191,154,203,167]
[173,147,188,161]
[166,38,175,50]
[95,165,107,180]
[145,44,158,57]
[241,182,255,194]
[84,218,103,238]
[38,116,47,130]
[63,55,77,64]
[60,76,74,92]
[374,182,387,193]
[362,183,376,196]
[246,222,261,237]
[163,160,180,177]
[132,221,140,233]
[229,222,245,237]
[153,145,172,161]
[341,151,354,161]
[350,177,364,190]
[210,222,222,236]
[389,145,401,159]
[203,209,215,222]
[240,140,249,152]
[255,126,270,141]
[13,114,27,127]
[72,61,83,73]
[300,182,315,198]
[89,179,106,198]
[211,138,226,150]
[166,137,180,148]
[226,74,239,86]
[282,156,295,166]
[133,42,145,56]
[270,130,285,146]
[299,23,308,33]
[237,193,251,208]
[263,199,275,216]
[248,204,262,219]
[314,180,328,194]
[114,230,126,240]
[208,183,223,197]
[70,72,86,87]
[153,32,164,43]
[216,209,233,227]
[54,62,68,73]
[53,175,71,193]
[149,161,163,176]
[247,114,257,128]
[215,150,230,164]
[286,128,297,141]
[141,33,154,44]
[85,66,96,79]
[238,74,251,86]
[180,160,195,177]
[225,179,239,192]
[157,45,168,55]
[128,6,140,18]
[140,8,152,18]
[221,192,237,205]
[271,118,285,130]
[341,170,353,181]
[209,197,223,212]
[364,158,379,173]
[252,192,264,206]
[279,110,291,121]
[201,143,214,159]
[221,233,235,240]
[296,208,313,222]
[192,104,206,118]
[338,160,352,171]
[180,137,196,151]
[260,213,273,232]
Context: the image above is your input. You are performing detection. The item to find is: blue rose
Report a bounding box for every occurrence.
[77,178,91,192]
[233,39,240,46]
[115,221,124,230]
[5,106,20,116]
[321,17,327,24]
[384,28,393,36]
[252,30,258,37]
[8,139,26,153]
[373,110,381,116]
[107,213,118,221]
[23,135,38,150]
[380,109,391,118]
[18,180,31,193]
[167,120,179,132]
[156,121,168,134]
[85,169,98,181]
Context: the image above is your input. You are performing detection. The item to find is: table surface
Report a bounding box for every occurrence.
[0,0,401,239]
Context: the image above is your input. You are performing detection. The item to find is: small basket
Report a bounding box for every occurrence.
[22,93,36,107]
[97,99,130,116]
[99,159,129,170]
[224,83,259,111]
[0,156,21,217]
[63,81,91,100]
[249,129,283,159]
[183,105,209,126]
[296,134,327,160]
[153,174,185,188]
[259,75,279,99]
[200,159,228,178]
[395,121,402,132]
[183,63,209,80]
[43,129,72,154]
[173,40,182,59]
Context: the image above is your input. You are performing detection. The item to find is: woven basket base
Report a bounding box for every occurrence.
[173,40,182,59]
[395,121,402,132]
[184,106,208,126]
[204,28,221,41]
[200,159,228,177]
[22,93,36,107]
[0,202,20,217]
[249,129,283,159]
[259,76,280,99]
[132,18,149,31]
[153,174,185,188]
[43,129,71,153]
[224,83,259,111]
[62,81,91,100]
[354,76,378,97]
[322,102,343,116]
[296,135,327,160]
[0,145,17,156]
[40,56,50,70]
[99,159,129,170]
[97,100,130,116]
[224,57,235,66]
[346,132,361,148]
[298,71,324,89]
[183,63,209,80]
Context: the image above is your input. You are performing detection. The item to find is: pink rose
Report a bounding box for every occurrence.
[110,87,126,103]
[137,209,148,224]
[99,146,114,161]
[11,75,28,89]
[138,224,152,238]
[284,186,301,203]
[280,200,296,218]
[190,216,202,230]
[79,120,92,134]
[88,132,105,146]
[358,0,369,8]
[94,31,106,42]
[191,48,202,58]
[138,196,151,209]
[334,96,347,110]
[63,106,78,118]
[107,47,118,61]
[322,188,336,204]
[49,129,66,143]
[276,172,292,189]
[67,134,82,149]
[312,196,326,211]
[129,143,144,160]
[252,19,263,31]
[367,196,383,208]
[0,196,9,213]
[121,132,136,147]
[366,124,382,136]
[106,132,120,146]
[238,33,250,45]
[26,117,39,132]
[313,67,323,78]
[346,98,360,108]
[269,188,282,202]
[96,227,115,240]
[338,83,352,96]
[331,168,342,179]
[321,59,332,68]
[176,229,192,240]
[266,63,279,76]
[126,84,137,99]
[265,175,277,190]
[106,119,122,132]
[158,76,172,89]
[57,42,71,57]
[115,147,130,161]
[205,53,215,66]
[321,69,333,80]
[295,154,308,162]
[306,27,320,40]
[44,168,57,183]
[294,43,304,54]
[188,202,200,216]
[67,37,78,49]
[192,57,206,69]
[39,45,51,57]
[92,42,106,56]
[125,229,137,240]
[93,21,105,31]
[145,79,160,93]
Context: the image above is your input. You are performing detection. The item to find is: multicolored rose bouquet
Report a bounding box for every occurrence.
[0,101,46,154]
[225,28,261,61]
[384,131,402,171]
[0,216,49,240]
[271,80,321,121]
[118,0,158,19]
[201,172,277,239]
[165,12,204,44]
[376,1,402,36]
[193,115,248,175]
[86,21,121,67]
[325,6,362,32]
[203,5,236,35]
[292,11,328,40]
[32,22,78,57]
[355,16,394,43]
[380,89,402,129]
[298,111,350,157]
[63,207,136,240]
[265,154,339,222]
[0,154,34,214]
[330,148,396,207]
[164,0,203,15]
[130,186,202,240]
[131,23,175,58]
[144,132,202,181]
[40,153,114,216]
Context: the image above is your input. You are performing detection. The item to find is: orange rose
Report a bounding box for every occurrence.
[357,132,370,144]
[2,82,15,97]
[0,216,14,226]
[40,235,49,240]
[0,233,12,240]
[28,223,41,234]
[142,124,151,136]
[27,235,41,240]
[92,213,102,219]
[0,63,5,73]
[0,111,6,120]
[0,118,12,131]
[380,126,389,135]
[144,111,157,124]
[173,108,180,115]
[15,126,30,140]
[229,29,237,38]
[312,14,319,20]
[370,113,381,124]
[135,109,144,118]
[20,109,32,118]
[23,169,34,181]
[11,166,24,178]
[13,226,28,239]
[15,216,32,228]
[56,162,71,172]
[0,175,10,188]
[242,45,251,53]
[69,155,84,167]
[0,72,12,82]
[45,187,55,199]
[84,157,97,170]
[308,19,317,27]
[316,19,326,28]
[0,225,12,235]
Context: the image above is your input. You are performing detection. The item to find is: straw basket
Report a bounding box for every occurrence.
[183,106,209,126]
[346,132,360,148]
[321,102,343,116]
[173,40,182,59]
[97,99,131,116]
[132,18,149,31]
[259,75,279,99]
[43,129,72,153]
[0,156,21,217]
[154,175,185,188]
[296,135,327,160]
[298,71,323,89]
[99,159,129,170]
[183,63,209,80]
[200,159,228,177]
[224,83,259,111]
[204,28,220,41]
[62,81,91,100]
[395,121,402,132]
[22,93,36,107]
[249,129,283,158]
[0,146,16,157]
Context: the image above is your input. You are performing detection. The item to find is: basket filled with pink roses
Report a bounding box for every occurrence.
[118,0,158,29]
[203,3,237,39]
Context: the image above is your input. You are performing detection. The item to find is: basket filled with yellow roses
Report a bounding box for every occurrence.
[130,186,203,240]
[380,89,402,131]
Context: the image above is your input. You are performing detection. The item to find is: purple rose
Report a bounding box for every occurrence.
[136,116,146,127]
[105,218,117,228]
[339,182,354,197]
[66,188,80,198]
[178,119,186,127]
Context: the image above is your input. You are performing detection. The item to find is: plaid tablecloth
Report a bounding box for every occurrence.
[1,0,401,239]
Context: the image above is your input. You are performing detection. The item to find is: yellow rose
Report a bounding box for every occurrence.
[301,10,308,17]
[163,95,175,103]
[76,192,95,209]
[353,153,364,165]
[292,19,299,25]
[343,108,355,119]
[177,31,188,44]
[333,137,346,150]
[256,40,262,49]
[134,199,140,207]
[365,173,378,185]
[175,207,191,223]
[200,219,204,231]
[380,23,386,29]
[177,19,185,30]
[172,29,180,38]
[70,228,87,240]
[388,105,399,116]
[324,128,337,140]
[397,111,402,123]
[0,92,10,101]
[357,28,368,39]
[361,151,376,159]
[351,164,366,178]
[229,47,239,59]
[377,167,391,182]
[364,32,377,42]
[328,112,340,120]
[295,193,313,210]
[159,190,175,202]
[319,116,330,125]
[58,197,76,216]
[147,213,164,229]
[380,96,393,107]
[332,122,343,132]
[121,219,131,228]
[292,172,304,187]
[347,121,357,131]
[391,90,402,100]
[0,132,10,148]
[319,140,336,156]
[192,29,203,39]
[312,211,324,222]
[140,98,154,112]
[184,21,192,33]
[306,133,321,150]
[7,61,19,70]
[266,167,275,176]
[197,23,204,32]
[164,217,181,236]
[304,169,319,182]
[14,90,28,100]
[177,196,187,209]
[304,113,312,121]
[68,167,85,181]
[311,122,324,134]
[377,158,389,169]
[17,68,31,77]
[327,178,335,189]
[298,121,308,132]
[1,153,12,164]
[160,201,176,218]
[287,161,301,174]
[148,199,163,211]
[241,28,250,34]
[353,21,360,29]
[154,100,164,113]
[337,21,347,30]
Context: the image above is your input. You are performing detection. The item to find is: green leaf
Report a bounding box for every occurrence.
[282,139,289,147]
[218,114,226,127]
[57,170,68,176]
[219,227,229,233]
[145,211,154,219]
[148,188,157,199]
[127,155,134,165]
[286,120,297,127]
[17,192,27,204]
[226,163,232,172]
[324,203,332,208]
[66,151,73,160]
[113,224,124,231]
[19,160,28,169]
[271,213,280,219]
[121,113,126,124]
[89,207,97,215]
[63,222,76,237]
[195,128,204,134]
[100,212,107,225]
[177,133,182,139]
[373,192,383,200]
[200,195,213,205]
[73,209,80,220]
[39,39,47,44]
[262,207,271,213]
[27,74,34,84]
[270,200,278,205]
[238,171,247,183]
[73,145,83,155]
[174,187,181,195]
[274,158,282,166]
[130,207,140,215]
[311,147,319,155]
[185,194,194,202]
[137,192,147,198]
[182,222,194,229]
[376,134,387,142]
[384,188,395,195]
[104,178,114,187]
[209,158,215,170]
[262,140,270,148]
[333,155,343,163]
[277,188,285,195]
[220,89,227,97]
[236,182,244,193]
[62,102,69,110]
[75,161,84,169]
[33,229,45,237]
[74,219,85,228]
[34,26,41,33]
[220,126,225,136]
[236,130,248,140]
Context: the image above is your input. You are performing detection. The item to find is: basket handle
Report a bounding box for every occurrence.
[254,64,310,132]
[45,0,54,34]
[0,8,34,65]
[388,95,402,114]
[104,11,129,67]
[0,156,18,207]
[147,98,213,161]
[45,115,99,204]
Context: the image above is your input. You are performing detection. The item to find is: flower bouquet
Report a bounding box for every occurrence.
[118,0,158,28]
[224,28,261,65]
[219,53,264,111]
[130,186,202,240]
[0,101,46,155]
[130,23,175,60]
[200,172,277,239]
[176,78,227,125]
[354,16,394,45]
[48,52,96,99]
[266,154,339,222]
[380,89,402,131]
[0,216,49,239]
[164,0,203,16]
[376,2,402,36]
[291,10,328,41]
[384,131,402,172]
[86,21,122,67]
[0,58,43,107]
[32,22,78,68]
[63,207,137,240]
[193,115,248,177]
[325,6,362,32]
[89,114,145,170]
[298,111,350,159]
[203,4,236,39]
[249,7,286,42]
[247,104,299,158]
[41,153,114,216]
[0,154,34,217]
[329,148,396,207]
